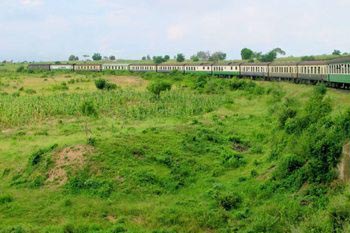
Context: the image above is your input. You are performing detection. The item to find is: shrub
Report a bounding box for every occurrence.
[0,194,13,204]
[95,79,117,91]
[95,78,107,90]
[217,192,242,211]
[80,101,97,117]
[147,81,172,97]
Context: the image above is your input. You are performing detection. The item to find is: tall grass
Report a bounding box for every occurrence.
[0,89,229,127]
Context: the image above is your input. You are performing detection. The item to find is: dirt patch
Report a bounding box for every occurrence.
[47,145,94,186]
[106,76,148,89]
[106,215,117,223]
[338,142,350,182]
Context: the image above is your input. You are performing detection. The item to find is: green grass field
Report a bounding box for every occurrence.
[1,66,350,232]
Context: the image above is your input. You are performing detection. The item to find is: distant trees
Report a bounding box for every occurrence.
[92,53,102,61]
[190,55,200,62]
[301,56,316,61]
[68,55,79,61]
[152,55,171,64]
[209,52,227,62]
[240,48,286,62]
[109,55,116,61]
[164,55,170,62]
[142,56,147,61]
[176,53,185,62]
[196,51,210,61]
[241,48,254,60]
[153,56,165,64]
[332,50,341,56]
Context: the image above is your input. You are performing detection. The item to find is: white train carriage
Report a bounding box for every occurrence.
[157,64,185,73]
[50,64,74,70]
[297,61,328,81]
[212,62,241,76]
[102,64,129,71]
[184,63,212,74]
[241,63,270,77]
[129,64,157,72]
[269,62,298,79]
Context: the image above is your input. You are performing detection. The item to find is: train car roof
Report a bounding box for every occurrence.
[157,63,186,66]
[129,64,157,66]
[298,60,328,65]
[102,63,129,66]
[269,62,299,66]
[212,62,242,66]
[241,62,271,66]
[327,56,350,64]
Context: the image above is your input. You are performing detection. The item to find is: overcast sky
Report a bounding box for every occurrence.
[1,0,349,61]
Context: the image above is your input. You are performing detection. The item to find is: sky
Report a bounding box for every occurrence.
[1,0,350,61]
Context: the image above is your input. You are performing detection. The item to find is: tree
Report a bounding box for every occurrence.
[241,48,254,60]
[164,55,170,62]
[332,50,341,56]
[196,51,210,61]
[209,51,227,62]
[176,53,185,62]
[153,56,165,64]
[142,56,146,60]
[92,53,102,61]
[191,55,200,62]
[83,55,90,61]
[258,48,286,62]
[147,81,172,97]
[146,55,151,60]
[109,55,116,60]
[68,55,79,61]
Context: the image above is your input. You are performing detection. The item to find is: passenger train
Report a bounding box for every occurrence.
[28,56,350,89]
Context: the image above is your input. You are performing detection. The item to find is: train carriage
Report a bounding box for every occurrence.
[297,61,328,82]
[184,63,212,75]
[74,64,102,71]
[50,64,74,70]
[327,57,350,84]
[129,64,157,72]
[269,62,298,79]
[102,64,129,71]
[240,63,270,77]
[28,64,51,71]
[212,62,241,76]
[157,64,185,73]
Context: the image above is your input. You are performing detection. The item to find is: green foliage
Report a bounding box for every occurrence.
[29,144,58,166]
[147,81,172,97]
[92,53,102,61]
[176,53,185,62]
[209,51,227,62]
[241,48,254,60]
[80,101,97,117]
[0,194,13,204]
[217,192,243,211]
[95,78,117,90]
[301,55,316,61]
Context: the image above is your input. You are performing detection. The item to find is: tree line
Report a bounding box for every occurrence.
[67,49,348,64]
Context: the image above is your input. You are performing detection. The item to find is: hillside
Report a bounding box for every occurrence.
[1,68,350,232]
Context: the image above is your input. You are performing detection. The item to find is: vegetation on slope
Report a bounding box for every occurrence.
[1,68,350,232]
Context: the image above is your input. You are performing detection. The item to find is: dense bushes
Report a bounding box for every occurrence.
[147,80,172,97]
[272,85,348,189]
[95,78,117,90]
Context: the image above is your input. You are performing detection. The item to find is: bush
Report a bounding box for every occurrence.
[147,81,172,97]
[0,194,13,204]
[80,101,97,117]
[95,79,118,91]
[217,192,242,211]
[95,78,106,90]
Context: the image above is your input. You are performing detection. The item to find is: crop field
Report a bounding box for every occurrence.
[1,66,350,232]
